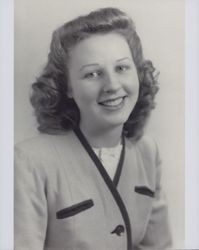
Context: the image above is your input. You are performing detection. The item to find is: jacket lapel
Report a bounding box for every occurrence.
[117,138,155,245]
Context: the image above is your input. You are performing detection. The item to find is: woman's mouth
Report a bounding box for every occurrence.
[98,96,126,109]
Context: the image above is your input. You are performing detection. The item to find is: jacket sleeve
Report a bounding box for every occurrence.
[14,145,48,250]
[137,138,172,250]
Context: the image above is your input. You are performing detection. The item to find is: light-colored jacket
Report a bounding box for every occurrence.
[14,130,172,250]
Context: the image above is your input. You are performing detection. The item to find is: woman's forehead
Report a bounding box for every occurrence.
[68,33,132,67]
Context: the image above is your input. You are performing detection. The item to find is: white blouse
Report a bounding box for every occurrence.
[93,143,122,180]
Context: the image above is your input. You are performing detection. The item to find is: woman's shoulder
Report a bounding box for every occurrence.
[128,134,157,151]
[14,131,75,160]
[14,131,78,177]
[127,134,159,164]
[137,134,157,155]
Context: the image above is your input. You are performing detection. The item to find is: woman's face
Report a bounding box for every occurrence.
[68,33,139,134]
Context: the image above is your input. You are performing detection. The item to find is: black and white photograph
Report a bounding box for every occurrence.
[13,0,186,249]
[4,0,199,249]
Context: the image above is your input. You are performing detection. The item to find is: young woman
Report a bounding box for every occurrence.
[15,7,172,250]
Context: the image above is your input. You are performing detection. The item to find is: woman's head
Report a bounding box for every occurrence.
[67,32,139,137]
[31,7,158,140]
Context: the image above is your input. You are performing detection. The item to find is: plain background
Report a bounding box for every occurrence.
[14,0,184,248]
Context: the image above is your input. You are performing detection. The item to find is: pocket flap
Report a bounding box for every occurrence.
[134,186,155,198]
[56,199,94,219]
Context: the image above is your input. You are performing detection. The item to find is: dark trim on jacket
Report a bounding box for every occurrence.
[73,127,133,250]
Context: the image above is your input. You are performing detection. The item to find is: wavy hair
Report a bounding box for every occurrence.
[30,7,159,140]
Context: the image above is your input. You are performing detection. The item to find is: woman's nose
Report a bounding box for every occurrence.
[102,71,121,93]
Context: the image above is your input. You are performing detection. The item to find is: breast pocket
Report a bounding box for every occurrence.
[134,186,155,198]
[56,199,94,219]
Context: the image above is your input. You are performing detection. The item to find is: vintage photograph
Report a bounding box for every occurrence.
[14,0,184,249]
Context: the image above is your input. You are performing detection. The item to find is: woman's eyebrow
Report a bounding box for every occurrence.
[80,63,99,71]
[79,58,131,72]
[116,57,131,62]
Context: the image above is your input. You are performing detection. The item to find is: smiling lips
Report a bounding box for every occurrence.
[98,96,127,109]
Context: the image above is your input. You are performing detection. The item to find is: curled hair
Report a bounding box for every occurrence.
[30,7,159,140]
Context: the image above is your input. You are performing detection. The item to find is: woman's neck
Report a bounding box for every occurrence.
[79,124,123,148]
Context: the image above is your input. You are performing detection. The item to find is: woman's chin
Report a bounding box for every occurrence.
[98,114,129,129]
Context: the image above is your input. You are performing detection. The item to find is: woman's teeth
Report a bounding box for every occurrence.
[99,97,124,107]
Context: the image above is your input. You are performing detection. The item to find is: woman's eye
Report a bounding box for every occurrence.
[116,65,130,73]
[84,71,102,79]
